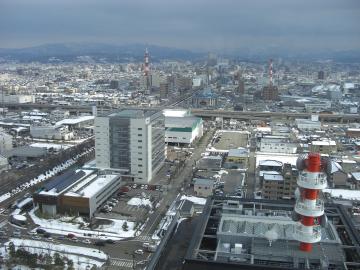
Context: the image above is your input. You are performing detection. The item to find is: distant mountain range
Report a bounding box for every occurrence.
[0,42,359,63]
[0,43,205,62]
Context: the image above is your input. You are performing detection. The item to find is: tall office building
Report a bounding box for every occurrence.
[159,82,169,99]
[318,70,325,80]
[95,109,165,183]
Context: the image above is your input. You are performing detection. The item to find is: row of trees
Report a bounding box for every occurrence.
[7,242,76,269]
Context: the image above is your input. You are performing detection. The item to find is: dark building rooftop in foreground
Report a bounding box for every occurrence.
[183,197,360,270]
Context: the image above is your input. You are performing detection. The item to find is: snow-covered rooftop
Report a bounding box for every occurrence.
[66,173,119,198]
[324,189,360,200]
[256,153,298,167]
[163,109,190,117]
[56,115,94,126]
[312,140,336,146]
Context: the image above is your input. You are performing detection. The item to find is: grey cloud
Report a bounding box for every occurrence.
[0,0,359,52]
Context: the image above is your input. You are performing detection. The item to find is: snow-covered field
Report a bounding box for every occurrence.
[29,209,136,240]
[95,217,135,236]
[2,238,106,269]
[0,148,93,204]
[127,197,152,208]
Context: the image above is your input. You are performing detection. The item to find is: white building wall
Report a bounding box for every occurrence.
[0,132,13,153]
[165,131,193,144]
[165,120,203,144]
[260,141,297,154]
[95,117,110,168]
[0,155,9,172]
[130,118,151,183]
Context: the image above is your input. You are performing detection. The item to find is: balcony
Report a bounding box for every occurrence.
[295,198,324,217]
[293,224,321,243]
[297,171,327,189]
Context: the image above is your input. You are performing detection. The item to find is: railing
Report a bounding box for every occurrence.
[297,171,327,189]
[293,225,321,243]
[295,198,324,216]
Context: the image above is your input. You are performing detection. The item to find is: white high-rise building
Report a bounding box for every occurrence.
[0,131,13,154]
[95,109,165,183]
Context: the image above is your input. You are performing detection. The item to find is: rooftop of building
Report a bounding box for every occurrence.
[39,169,95,196]
[263,173,284,181]
[107,108,161,119]
[184,197,360,270]
[228,148,249,157]
[165,116,201,129]
[55,115,94,126]
[64,173,120,198]
[194,178,215,186]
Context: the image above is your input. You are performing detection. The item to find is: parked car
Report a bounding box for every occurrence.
[67,233,76,239]
[94,241,106,246]
[36,228,46,234]
[13,230,21,237]
[134,249,144,255]
[82,239,91,244]
[106,239,115,244]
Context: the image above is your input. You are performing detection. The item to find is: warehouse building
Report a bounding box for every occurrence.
[164,110,203,145]
[33,169,121,217]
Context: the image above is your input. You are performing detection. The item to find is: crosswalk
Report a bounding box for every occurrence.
[110,258,134,268]
[136,235,152,242]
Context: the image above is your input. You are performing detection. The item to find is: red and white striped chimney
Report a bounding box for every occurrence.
[293,153,327,252]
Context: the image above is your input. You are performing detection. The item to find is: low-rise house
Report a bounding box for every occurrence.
[194,178,214,197]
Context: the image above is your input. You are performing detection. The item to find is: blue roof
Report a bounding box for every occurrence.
[43,170,86,193]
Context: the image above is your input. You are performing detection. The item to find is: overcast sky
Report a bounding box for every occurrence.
[0,0,359,52]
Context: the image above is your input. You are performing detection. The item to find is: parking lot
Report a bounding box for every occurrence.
[212,130,249,150]
[95,184,163,223]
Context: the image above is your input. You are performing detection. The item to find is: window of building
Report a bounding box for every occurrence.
[138,140,142,143]
[138,158,142,161]
[138,128,142,130]
[138,134,142,136]
[138,171,143,173]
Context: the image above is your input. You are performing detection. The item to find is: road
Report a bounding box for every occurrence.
[101,128,215,269]
[4,102,360,123]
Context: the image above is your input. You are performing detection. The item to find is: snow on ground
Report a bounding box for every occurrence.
[127,197,152,208]
[29,209,135,240]
[30,142,72,150]
[0,148,94,203]
[180,195,207,205]
[3,238,106,269]
[95,217,135,237]
[218,169,229,175]
[175,218,188,234]
[0,193,11,203]
[213,169,228,180]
